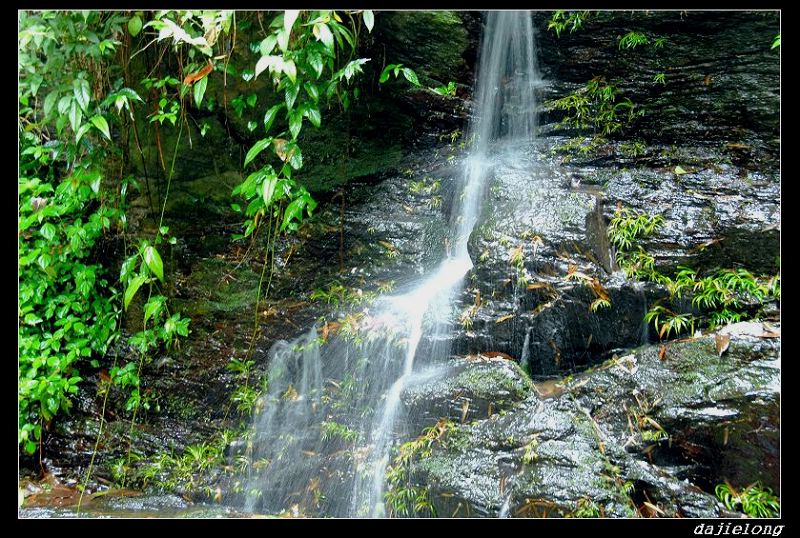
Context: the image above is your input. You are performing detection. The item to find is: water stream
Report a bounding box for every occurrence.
[244,11,539,517]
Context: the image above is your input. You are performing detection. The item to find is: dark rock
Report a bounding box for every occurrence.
[402,357,533,429]
[408,322,777,517]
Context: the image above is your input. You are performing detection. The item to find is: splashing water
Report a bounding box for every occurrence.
[244,11,539,517]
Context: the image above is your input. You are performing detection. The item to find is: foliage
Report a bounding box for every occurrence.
[547,76,642,141]
[18,11,135,454]
[320,420,359,443]
[379,63,421,87]
[653,73,666,85]
[113,430,238,495]
[432,81,457,97]
[572,497,602,518]
[618,31,649,49]
[384,419,454,517]
[19,10,197,458]
[771,33,780,49]
[608,207,663,254]
[716,481,780,518]
[609,205,780,339]
[547,11,591,38]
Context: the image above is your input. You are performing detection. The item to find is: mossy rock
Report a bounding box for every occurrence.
[375,11,470,86]
[402,357,533,428]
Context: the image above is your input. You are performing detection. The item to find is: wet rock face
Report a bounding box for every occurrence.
[408,323,779,517]
[534,11,780,148]
[402,357,532,430]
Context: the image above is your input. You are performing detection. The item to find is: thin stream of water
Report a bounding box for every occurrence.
[244,11,539,517]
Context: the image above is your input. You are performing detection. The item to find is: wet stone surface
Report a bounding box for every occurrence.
[408,323,779,517]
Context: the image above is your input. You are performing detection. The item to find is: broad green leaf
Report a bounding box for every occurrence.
[244,138,273,167]
[289,110,303,139]
[288,146,303,170]
[73,78,91,113]
[277,28,289,52]
[58,95,72,115]
[263,103,283,134]
[246,93,257,107]
[117,87,144,102]
[306,105,321,127]
[262,175,278,206]
[307,51,323,78]
[314,23,334,50]
[143,296,165,325]
[128,15,143,37]
[283,59,297,83]
[143,245,164,281]
[363,10,374,32]
[674,165,687,175]
[193,76,208,107]
[43,92,58,118]
[75,122,92,144]
[281,196,307,230]
[69,100,83,134]
[285,82,300,110]
[39,223,56,241]
[304,82,319,101]
[284,10,300,34]
[124,274,147,311]
[255,55,279,78]
[260,35,277,56]
[402,68,420,86]
[90,115,111,140]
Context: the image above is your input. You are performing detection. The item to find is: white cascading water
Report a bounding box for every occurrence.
[243,11,538,517]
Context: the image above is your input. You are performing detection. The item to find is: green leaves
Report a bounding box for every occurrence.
[379,64,420,86]
[244,138,273,167]
[284,10,300,34]
[313,22,334,50]
[402,67,420,86]
[143,245,164,281]
[262,174,278,206]
[283,59,297,84]
[260,35,277,56]
[40,223,56,241]
[69,100,83,134]
[307,51,324,78]
[263,103,284,134]
[89,115,111,140]
[305,105,321,128]
[143,295,166,325]
[128,14,143,37]
[771,33,780,50]
[288,109,303,139]
[255,55,276,79]
[673,165,687,175]
[73,78,91,113]
[363,10,374,32]
[124,274,147,311]
[193,76,208,107]
[285,81,300,111]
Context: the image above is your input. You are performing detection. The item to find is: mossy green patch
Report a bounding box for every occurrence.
[376,11,470,86]
[176,257,261,317]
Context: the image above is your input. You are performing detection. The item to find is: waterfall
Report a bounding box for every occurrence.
[243,11,538,517]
